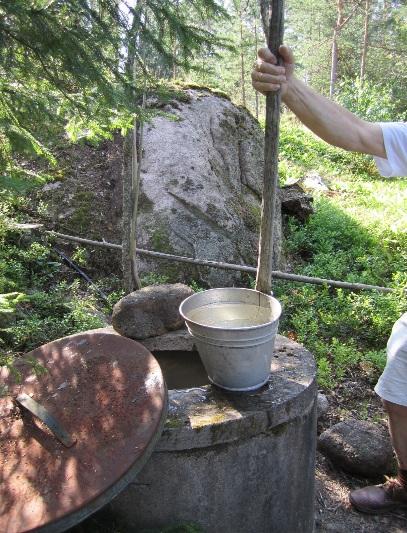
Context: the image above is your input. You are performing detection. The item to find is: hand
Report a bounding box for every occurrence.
[251,45,295,97]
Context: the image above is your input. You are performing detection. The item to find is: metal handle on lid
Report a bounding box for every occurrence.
[16,393,77,448]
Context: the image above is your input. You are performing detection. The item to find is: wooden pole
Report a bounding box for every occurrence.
[255,0,284,294]
[254,14,259,120]
[122,131,134,292]
[44,231,404,295]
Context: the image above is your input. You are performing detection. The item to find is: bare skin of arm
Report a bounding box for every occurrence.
[252,46,386,158]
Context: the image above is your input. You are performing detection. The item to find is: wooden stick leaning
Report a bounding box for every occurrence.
[255,0,284,294]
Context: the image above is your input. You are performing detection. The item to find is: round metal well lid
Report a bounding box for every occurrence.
[0,328,167,533]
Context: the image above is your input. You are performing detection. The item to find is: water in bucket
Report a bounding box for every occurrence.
[187,303,274,328]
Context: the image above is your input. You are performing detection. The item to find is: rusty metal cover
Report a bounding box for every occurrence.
[0,328,168,533]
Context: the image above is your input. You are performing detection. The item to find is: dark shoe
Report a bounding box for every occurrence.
[349,477,407,514]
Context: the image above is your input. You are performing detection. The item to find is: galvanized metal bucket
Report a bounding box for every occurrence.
[179,288,282,391]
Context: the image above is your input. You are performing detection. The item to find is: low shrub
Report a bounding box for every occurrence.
[275,119,407,388]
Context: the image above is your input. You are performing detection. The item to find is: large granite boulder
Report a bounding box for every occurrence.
[136,89,282,287]
[35,88,284,285]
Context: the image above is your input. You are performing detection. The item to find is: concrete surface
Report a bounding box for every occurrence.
[109,334,317,533]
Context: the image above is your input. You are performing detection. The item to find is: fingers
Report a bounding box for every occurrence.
[251,81,281,95]
[251,72,282,94]
[253,44,293,94]
[258,47,277,64]
[279,44,294,65]
[258,45,294,65]
[254,60,286,77]
[251,70,286,86]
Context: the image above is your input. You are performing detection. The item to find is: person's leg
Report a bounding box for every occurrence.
[349,313,407,513]
[349,401,407,514]
[384,400,407,471]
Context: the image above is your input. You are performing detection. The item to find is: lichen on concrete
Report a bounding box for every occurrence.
[165,417,185,429]
[149,335,316,454]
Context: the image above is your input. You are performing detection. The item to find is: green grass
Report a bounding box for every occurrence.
[0,207,111,372]
[275,117,407,388]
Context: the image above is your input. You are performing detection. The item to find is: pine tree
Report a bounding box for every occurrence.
[0,0,228,181]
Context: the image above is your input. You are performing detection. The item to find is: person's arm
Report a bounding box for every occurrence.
[252,46,386,158]
[283,77,385,157]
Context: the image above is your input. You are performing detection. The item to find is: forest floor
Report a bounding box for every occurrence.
[315,450,407,533]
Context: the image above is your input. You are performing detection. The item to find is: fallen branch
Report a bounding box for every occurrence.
[44,230,405,295]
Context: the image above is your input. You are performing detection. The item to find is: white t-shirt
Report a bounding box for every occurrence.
[374,122,407,177]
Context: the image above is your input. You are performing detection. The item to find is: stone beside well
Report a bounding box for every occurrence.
[108,332,317,533]
[318,419,396,477]
[112,283,193,339]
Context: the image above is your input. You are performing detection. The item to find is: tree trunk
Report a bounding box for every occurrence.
[239,9,246,107]
[383,0,391,20]
[330,28,338,98]
[360,0,370,84]
[129,112,142,291]
[172,44,178,79]
[122,110,143,293]
[122,131,134,292]
[122,3,144,293]
[254,14,259,120]
[330,0,344,98]
[122,108,142,293]
[172,0,179,79]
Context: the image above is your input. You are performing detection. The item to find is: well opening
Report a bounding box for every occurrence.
[152,350,209,389]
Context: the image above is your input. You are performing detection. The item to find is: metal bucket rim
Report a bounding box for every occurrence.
[179,287,282,332]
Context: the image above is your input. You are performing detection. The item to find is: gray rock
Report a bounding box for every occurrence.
[112,283,194,340]
[318,419,396,477]
[280,183,314,222]
[42,181,62,192]
[299,172,329,192]
[36,89,285,284]
[57,207,75,220]
[137,89,282,287]
[317,393,329,418]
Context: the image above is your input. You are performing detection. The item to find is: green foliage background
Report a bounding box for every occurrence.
[1,0,407,391]
[275,117,407,388]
